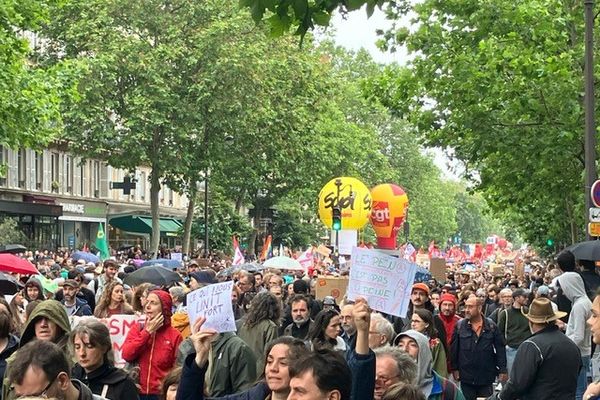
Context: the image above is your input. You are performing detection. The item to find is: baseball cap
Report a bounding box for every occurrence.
[63,279,79,288]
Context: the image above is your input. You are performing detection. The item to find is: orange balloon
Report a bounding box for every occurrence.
[370,184,409,249]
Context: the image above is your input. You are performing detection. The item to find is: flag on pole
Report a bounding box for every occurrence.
[232,236,244,266]
[95,223,110,261]
[260,235,272,261]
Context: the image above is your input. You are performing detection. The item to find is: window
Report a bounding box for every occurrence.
[17,149,26,188]
[65,156,73,193]
[0,146,6,186]
[80,161,85,196]
[51,153,59,191]
[35,152,43,190]
[139,171,146,201]
[93,161,100,197]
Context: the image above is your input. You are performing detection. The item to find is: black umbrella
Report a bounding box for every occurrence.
[124,266,182,287]
[0,244,27,255]
[0,271,24,295]
[566,240,600,261]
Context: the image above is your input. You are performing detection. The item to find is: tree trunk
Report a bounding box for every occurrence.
[235,188,246,213]
[149,169,161,258]
[248,229,258,256]
[182,193,195,256]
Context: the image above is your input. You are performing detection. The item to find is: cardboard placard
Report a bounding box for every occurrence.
[187,281,236,332]
[430,258,446,282]
[315,277,348,301]
[514,263,525,278]
[490,264,504,276]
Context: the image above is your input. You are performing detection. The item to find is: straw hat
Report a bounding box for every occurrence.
[521,298,566,324]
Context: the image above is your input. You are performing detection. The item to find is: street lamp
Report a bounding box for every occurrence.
[204,134,234,257]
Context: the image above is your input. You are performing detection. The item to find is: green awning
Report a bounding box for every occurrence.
[109,215,183,235]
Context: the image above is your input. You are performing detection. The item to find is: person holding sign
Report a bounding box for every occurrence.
[122,290,182,400]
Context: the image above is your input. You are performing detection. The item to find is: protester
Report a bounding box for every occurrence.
[94,281,134,318]
[494,297,581,399]
[584,290,600,400]
[177,317,305,400]
[132,283,157,314]
[558,271,592,399]
[287,350,352,400]
[236,292,281,372]
[307,309,346,351]
[450,296,506,400]
[373,345,418,400]
[122,290,183,400]
[283,294,313,339]
[61,279,93,317]
[70,319,139,399]
[382,383,427,400]
[0,312,18,383]
[396,330,464,400]
[7,292,26,333]
[161,367,181,400]
[23,279,44,302]
[410,309,448,377]
[483,285,500,317]
[8,340,97,400]
[497,288,530,377]
[340,304,357,350]
[579,260,600,300]
[54,270,96,311]
[489,288,513,323]
[434,293,458,354]
[88,260,121,302]
[368,313,395,349]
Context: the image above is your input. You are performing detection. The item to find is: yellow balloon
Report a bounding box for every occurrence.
[318,177,372,230]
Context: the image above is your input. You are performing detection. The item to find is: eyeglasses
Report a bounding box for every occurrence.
[15,374,57,399]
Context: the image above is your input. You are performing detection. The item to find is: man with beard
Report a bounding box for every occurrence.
[283,295,313,340]
[88,260,121,303]
[451,296,507,400]
[340,304,357,350]
[60,280,92,317]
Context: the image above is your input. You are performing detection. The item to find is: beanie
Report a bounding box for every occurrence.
[293,279,309,294]
[440,293,457,307]
[412,282,430,295]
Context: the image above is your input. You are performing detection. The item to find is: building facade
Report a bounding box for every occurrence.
[0,145,189,250]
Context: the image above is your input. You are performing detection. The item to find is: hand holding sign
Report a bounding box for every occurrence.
[191,316,218,367]
[186,281,236,333]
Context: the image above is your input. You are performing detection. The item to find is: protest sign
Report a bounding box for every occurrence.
[186,281,236,332]
[171,252,182,262]
[329,230,358,255]
[70,314,141,368]
[430,258,446,282]
[347,247,417,317]
[315,277,348,301]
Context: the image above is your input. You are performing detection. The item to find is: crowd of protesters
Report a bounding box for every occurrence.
[0,246,600,400]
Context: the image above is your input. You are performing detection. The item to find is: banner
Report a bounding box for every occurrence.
[348,247,417,317]
[186,281,236,332]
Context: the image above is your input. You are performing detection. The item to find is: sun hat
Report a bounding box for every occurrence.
[522,297,566,323]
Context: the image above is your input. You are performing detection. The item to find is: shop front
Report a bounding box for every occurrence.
[0,197,62,250]
[57,200,107,250]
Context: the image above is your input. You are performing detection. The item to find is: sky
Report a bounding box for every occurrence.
[329,8,463,181]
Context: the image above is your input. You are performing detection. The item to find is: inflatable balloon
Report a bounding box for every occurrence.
[318,177,372,230]
[370,184,409,249]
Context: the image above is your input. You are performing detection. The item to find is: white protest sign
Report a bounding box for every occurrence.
[186,281,236,333]
[171,252,182,262]
[348,247,417,318]
[70,314,141,368]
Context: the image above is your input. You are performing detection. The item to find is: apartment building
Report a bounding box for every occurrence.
[0,145,189,250]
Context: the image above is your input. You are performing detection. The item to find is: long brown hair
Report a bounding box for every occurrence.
[94,281,133,317]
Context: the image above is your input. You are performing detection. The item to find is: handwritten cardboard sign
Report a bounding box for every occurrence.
[430,258,446,282]
[348,247,417,318]
[186,281,236,333]
[315,277,348,300]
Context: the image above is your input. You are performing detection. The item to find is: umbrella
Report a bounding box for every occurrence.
[566,240,600,261]
[0,254,38,275]
[140,258,182,269]
[0,244,26,254]
[131,259,144,268]
[216,262,261,278]
[71,251,100,264]
[124,266,182,287]
[263,256,303,271]
[0,271,23,295]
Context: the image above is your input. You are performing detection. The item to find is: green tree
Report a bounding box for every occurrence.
[0,218,26,246]
[1,0,78,152]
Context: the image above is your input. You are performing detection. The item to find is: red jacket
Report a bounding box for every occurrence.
[122,290,183,395]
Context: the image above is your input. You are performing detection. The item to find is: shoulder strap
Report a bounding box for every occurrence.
[101,384,109,398]
[503,308,509,338]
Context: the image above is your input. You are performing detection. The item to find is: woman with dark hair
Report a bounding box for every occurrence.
[0,312,19,380]
[307,308,346,351]
[0,297,21,337]
[410,308,448,377]
[236,292,281,372]
[23,278,44,302]
[71,319,139,400]
[7,291,26,335]
[94,281,134,318]
[162,367,182,400]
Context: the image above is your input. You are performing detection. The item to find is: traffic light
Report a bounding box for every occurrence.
[332,207,342,231]
[546,238,554,247]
